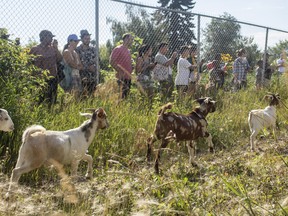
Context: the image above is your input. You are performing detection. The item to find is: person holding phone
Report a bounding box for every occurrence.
[154,42,177,101]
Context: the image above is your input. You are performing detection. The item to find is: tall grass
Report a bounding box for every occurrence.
[2,69,288,215]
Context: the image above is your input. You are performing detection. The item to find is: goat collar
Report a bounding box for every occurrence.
[193,107,209,118]
[191,108,207,119]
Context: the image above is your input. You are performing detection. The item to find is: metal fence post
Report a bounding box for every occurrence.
[95,0,100,85]
[262,28,269,85]
[197,14,201,73]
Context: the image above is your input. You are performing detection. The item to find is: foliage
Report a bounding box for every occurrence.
[0,38,47,172]
[268,39,288,58]
[155,0,196,53]
[202,12,241,61]
[202,12,261,68]
[107,5,167,56]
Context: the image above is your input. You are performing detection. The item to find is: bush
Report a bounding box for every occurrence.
[0,38,45,172]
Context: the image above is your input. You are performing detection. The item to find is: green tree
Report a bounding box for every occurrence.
[268,39,288,57]
[155,0,196,52]
[107,5,167,54]
[202,12,241,60]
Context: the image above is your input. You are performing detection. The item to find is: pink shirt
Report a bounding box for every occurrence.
[110,45,132,80]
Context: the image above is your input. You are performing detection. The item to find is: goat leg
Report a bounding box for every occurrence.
[146,135,156,162]
[186,141,198,167]
[154,139,169,174]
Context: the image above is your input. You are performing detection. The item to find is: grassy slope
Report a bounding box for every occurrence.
[1,72,288,215]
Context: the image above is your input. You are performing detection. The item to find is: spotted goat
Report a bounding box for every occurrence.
[147,97,217,174]
[248,93,280,151]
[7,108,108,195]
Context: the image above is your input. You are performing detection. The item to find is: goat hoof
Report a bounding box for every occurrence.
[209,147,214,153]
[154,166,160,175]
[85,174,92,180]
[191,162,198,167]
[5,192,10,200]
[146,155,152,163]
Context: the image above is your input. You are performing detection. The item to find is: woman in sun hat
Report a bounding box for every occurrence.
[60,34,83,98]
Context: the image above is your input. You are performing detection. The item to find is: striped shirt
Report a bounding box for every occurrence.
[233,57,249,81]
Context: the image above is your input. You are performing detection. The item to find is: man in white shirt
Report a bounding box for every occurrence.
[154,42,177,101]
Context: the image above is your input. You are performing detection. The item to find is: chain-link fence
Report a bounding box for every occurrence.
[1,0,288,100]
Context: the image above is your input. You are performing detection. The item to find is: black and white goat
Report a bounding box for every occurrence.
[248,93,280,151]
[7,108,108,195]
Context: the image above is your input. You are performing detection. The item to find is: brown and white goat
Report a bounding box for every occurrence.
[248,93,280,151]
[0,108,14,132]
[147,97,217,174]
[7,108,108,194]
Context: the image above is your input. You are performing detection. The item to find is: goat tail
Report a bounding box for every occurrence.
[22,125,46,143]
[158,103,173,116]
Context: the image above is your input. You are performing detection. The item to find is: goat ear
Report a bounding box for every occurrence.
[79,112,93,119]
[195,98,205,104]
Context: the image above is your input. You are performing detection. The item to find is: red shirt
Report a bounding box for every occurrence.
[110,45,132,80]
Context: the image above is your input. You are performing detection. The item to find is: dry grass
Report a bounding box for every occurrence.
[1,135,288,215]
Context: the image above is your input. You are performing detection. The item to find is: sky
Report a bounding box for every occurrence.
[1,0,288,51]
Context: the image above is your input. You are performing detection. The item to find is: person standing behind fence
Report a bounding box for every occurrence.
[233,48,250,90]
[29,30,62,107]
[109,33,134,99]
[135,44,156,104]
[76,30,98,97]
[207,55,223,90]
[255,60,263,90]
[262,53,274,87]
[175,45,197,100]
[154,42,177,101]
[187,45,202,97]
[277,53,286,75]
[61,34,83,99]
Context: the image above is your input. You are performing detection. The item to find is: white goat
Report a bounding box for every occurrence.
[248,93,280,151]
[0,108,14,132]
[7,108,108,194]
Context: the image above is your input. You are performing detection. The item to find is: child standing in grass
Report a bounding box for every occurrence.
[255,60,263,90]
[175,45,197,100]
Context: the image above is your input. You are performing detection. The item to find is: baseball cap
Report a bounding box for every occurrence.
[67,34,80,42]
[80,29,91,38]
[39,30,55,39]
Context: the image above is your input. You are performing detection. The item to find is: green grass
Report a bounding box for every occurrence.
[1,71,288,215]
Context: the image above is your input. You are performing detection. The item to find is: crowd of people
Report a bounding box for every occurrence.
[27,30,286,108]
[109,33,286,104]
[29,29,98,107]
